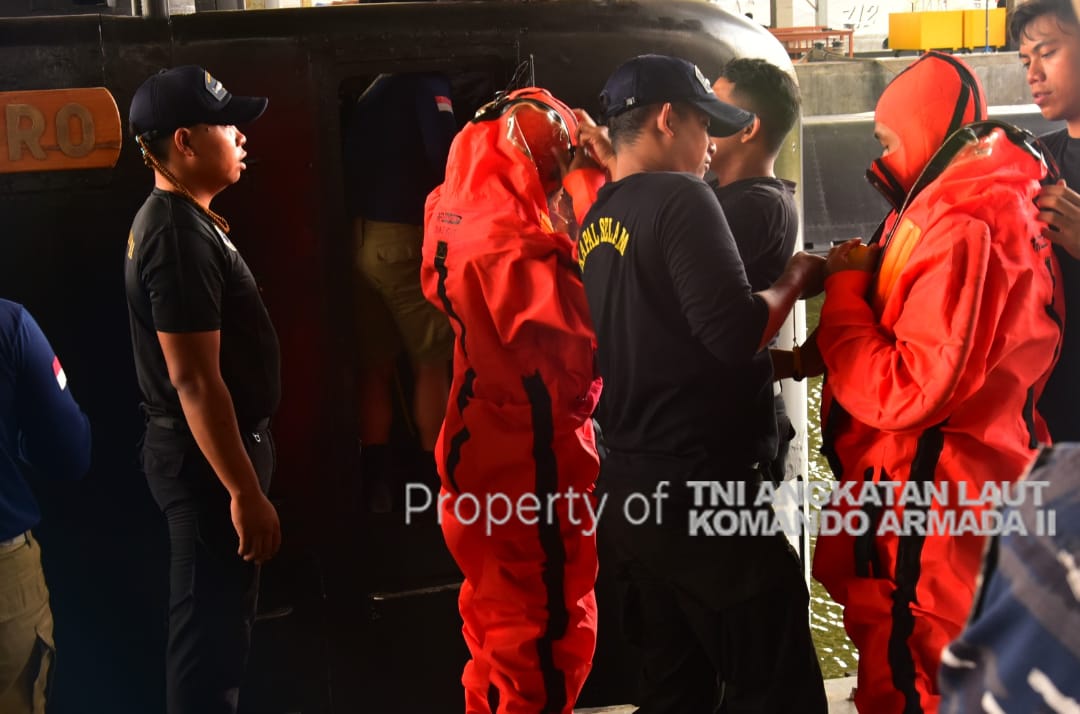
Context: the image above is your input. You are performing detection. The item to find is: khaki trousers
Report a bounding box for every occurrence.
[0,532,54,714]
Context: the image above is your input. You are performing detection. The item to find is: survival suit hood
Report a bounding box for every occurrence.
[868,51,987,209]
[470,86,580,198]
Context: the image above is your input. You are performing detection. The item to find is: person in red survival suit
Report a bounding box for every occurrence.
[812,51,1065,713]
[420,87,607,714]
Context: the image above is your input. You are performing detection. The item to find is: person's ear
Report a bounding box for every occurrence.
[741,116,761,144]
[173,127,194,158]
[657,103,677,138]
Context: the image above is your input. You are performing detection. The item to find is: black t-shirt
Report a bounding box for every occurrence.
[124,189,281,426]
[1039,130,1080,442]
[711,177,798,292]
[579,172,774,467]
[713,176,799,456]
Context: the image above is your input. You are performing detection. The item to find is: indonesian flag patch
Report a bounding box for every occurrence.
[436,95,453,114]
[53,356,67,391]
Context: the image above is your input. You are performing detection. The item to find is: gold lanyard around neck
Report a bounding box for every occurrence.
[136,134,231,235]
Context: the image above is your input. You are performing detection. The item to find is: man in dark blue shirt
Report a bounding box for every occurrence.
[343,72,456,510]
[0,299,91,713]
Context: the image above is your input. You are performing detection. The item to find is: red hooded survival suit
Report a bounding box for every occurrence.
[812,52,1064,713]
[420,88,605,714]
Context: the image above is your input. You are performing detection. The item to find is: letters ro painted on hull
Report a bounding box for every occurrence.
[2,88,122,174]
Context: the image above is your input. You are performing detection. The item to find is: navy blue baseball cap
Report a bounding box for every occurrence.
[129,65,268,137]
[600,54,754,137]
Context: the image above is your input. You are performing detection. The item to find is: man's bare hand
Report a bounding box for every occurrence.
[231,491,281,564]
[826,238,880,276]
[1038,180,1080,260]
[573,109,615,174]
[757,253,826,350]
[785,251,828,298]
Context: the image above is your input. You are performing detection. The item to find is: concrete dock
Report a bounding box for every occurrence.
[793,52,1030,116]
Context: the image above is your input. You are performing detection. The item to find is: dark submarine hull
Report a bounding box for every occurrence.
[0,3,793,712]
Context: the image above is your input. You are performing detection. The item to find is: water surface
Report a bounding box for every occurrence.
[804,294,859,679]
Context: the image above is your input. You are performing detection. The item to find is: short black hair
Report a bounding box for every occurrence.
[716,58,800,154]
[145,132,174,160]
[129,121,179,160]
[608,104,656,151]
[607,102,699,152]
[1010,0,1079,43]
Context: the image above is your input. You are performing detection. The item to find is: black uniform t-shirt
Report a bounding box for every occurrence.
[1039,130,1080,442]
[124,189,281,426]
[713,176,800,478]
[711,176,798,292]
[578,172,774,467]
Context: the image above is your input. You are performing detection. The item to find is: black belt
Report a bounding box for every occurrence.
[149,416,270,432]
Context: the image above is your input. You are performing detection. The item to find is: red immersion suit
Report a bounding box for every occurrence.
[812,52,1064,713]
[420,87,605,714]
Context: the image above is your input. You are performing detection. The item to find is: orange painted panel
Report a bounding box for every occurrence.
[1,87,122,174]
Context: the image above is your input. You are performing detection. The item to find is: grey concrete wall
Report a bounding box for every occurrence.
[794,52,1032,116]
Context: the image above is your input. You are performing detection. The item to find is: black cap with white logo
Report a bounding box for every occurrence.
[129,65,268,137]
[600,54,754,137]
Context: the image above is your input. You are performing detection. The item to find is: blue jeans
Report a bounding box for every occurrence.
[143,423,274,714]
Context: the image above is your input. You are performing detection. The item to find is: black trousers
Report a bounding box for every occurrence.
[618,559,827,714]
[768,394,796,487]
[599,451,827,714]
[143,422,274,714]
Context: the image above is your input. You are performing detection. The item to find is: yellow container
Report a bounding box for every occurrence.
[962,8,1007,49]
[889,11,965,51]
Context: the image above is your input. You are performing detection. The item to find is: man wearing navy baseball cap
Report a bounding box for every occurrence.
[129,65,267,139]
[124,65,280,714]
[576,54,828,713]
[598,53,755,137]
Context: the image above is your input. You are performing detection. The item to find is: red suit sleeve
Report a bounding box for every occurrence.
[818,217,994,432]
